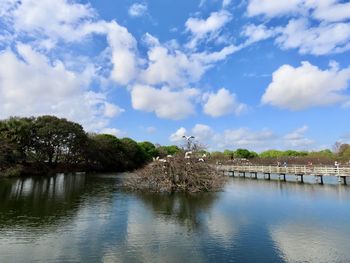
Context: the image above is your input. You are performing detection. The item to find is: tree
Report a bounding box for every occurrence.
[85,134,125,171]
[121,138,148,170]
[157,145,181,157]
[0,117,35,162]
[138,141,158,161]
[235,148,257,159]
[32,116,87,166]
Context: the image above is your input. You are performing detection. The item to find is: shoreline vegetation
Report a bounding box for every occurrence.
[1,115,350,191]
[0,115,180,177]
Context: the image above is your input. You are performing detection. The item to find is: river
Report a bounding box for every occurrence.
[0,173,349,263]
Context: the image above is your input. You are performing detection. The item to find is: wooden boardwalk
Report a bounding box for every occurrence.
[217,165,350,185]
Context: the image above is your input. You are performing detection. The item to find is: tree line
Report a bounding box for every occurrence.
[0,116,180,176]
[209,146,350,165]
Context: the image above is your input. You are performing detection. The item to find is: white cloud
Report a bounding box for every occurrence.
[241,24,276,45]
[220,128,276,149]
[245,1,350,55]
[170,125,317,151]
[141,43,203,87]
[203,88,247,117]
[275,18,350,55]
[103,102,125,118]
[311,1,350,22]
[262,61,350,110]
[247,0,350,22]
[103,21,139,85]
[131,85,199,120]
[185,10,232,49]
[0,44,119,131]
[247,0,304,17]
[222,0,232,8]
[169,127,187,142]
[141,34,238,88]
[100,128,126,137]
[128,3,148,17]
[9,0,95,43]
[283,126,314,148]
[192,124,214,142]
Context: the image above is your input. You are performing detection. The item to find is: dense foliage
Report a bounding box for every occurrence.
[0,116,176,176]
[209,144,350,165]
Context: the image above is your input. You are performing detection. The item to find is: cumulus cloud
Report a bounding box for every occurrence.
[169,124,316,151]
[103,102,125,118]
[241,24,276,45]
[9,0,95,43]
[262,61,350,110]
[245,1,350,55]
[169,124,213,144]
[169,127,187,142]
[103,21,139,85]
[192,124,214,142]
[247,0,304,18]
[220,128,276,149]
[141,34,239,88]
[185,10,232,49]
[128,3,148,17]
[100,128,126,137]
[203,88,246,117]
[0,44,120,131]
[275,18,350,55]
[247,0,350,22]
[283,126,314,148]
[131,85,199,120]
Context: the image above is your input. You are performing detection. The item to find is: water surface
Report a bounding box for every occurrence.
[0,174,349,263]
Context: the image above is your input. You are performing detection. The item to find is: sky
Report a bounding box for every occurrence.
[0,0,350,152]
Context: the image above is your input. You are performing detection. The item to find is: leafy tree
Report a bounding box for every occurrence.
[234,148,257,159]
[138,141,158,161]
[157,145,181,157]
[0,117,35,162]
[223,150,234,159]
[121,138,148,170]
[33,116,87,166]
[85,134,125,171]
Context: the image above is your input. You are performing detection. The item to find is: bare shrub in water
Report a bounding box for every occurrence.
[124,155,226,193]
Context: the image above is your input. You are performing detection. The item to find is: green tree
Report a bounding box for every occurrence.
[85,134,125,171]
[33,116,87,166]
[235,148,257,159]
[121,138,148,170]
[138,141,158,161]
[157,145,181,157]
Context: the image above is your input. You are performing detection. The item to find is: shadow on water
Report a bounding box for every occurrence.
[134,191,219,231]
[0,173,119,230]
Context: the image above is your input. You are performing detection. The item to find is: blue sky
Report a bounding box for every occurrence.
[0,0,350,151]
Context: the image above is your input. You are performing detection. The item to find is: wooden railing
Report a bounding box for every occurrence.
[218,165,350,177]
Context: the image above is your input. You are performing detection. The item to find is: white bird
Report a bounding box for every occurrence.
[185,151,192,159]
[182,135,195,141]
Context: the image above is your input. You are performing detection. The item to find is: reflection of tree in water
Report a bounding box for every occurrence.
[0,174,117,230]
[135,192,219,231]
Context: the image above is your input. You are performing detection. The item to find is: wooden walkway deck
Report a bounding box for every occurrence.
[217,165,350,184]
